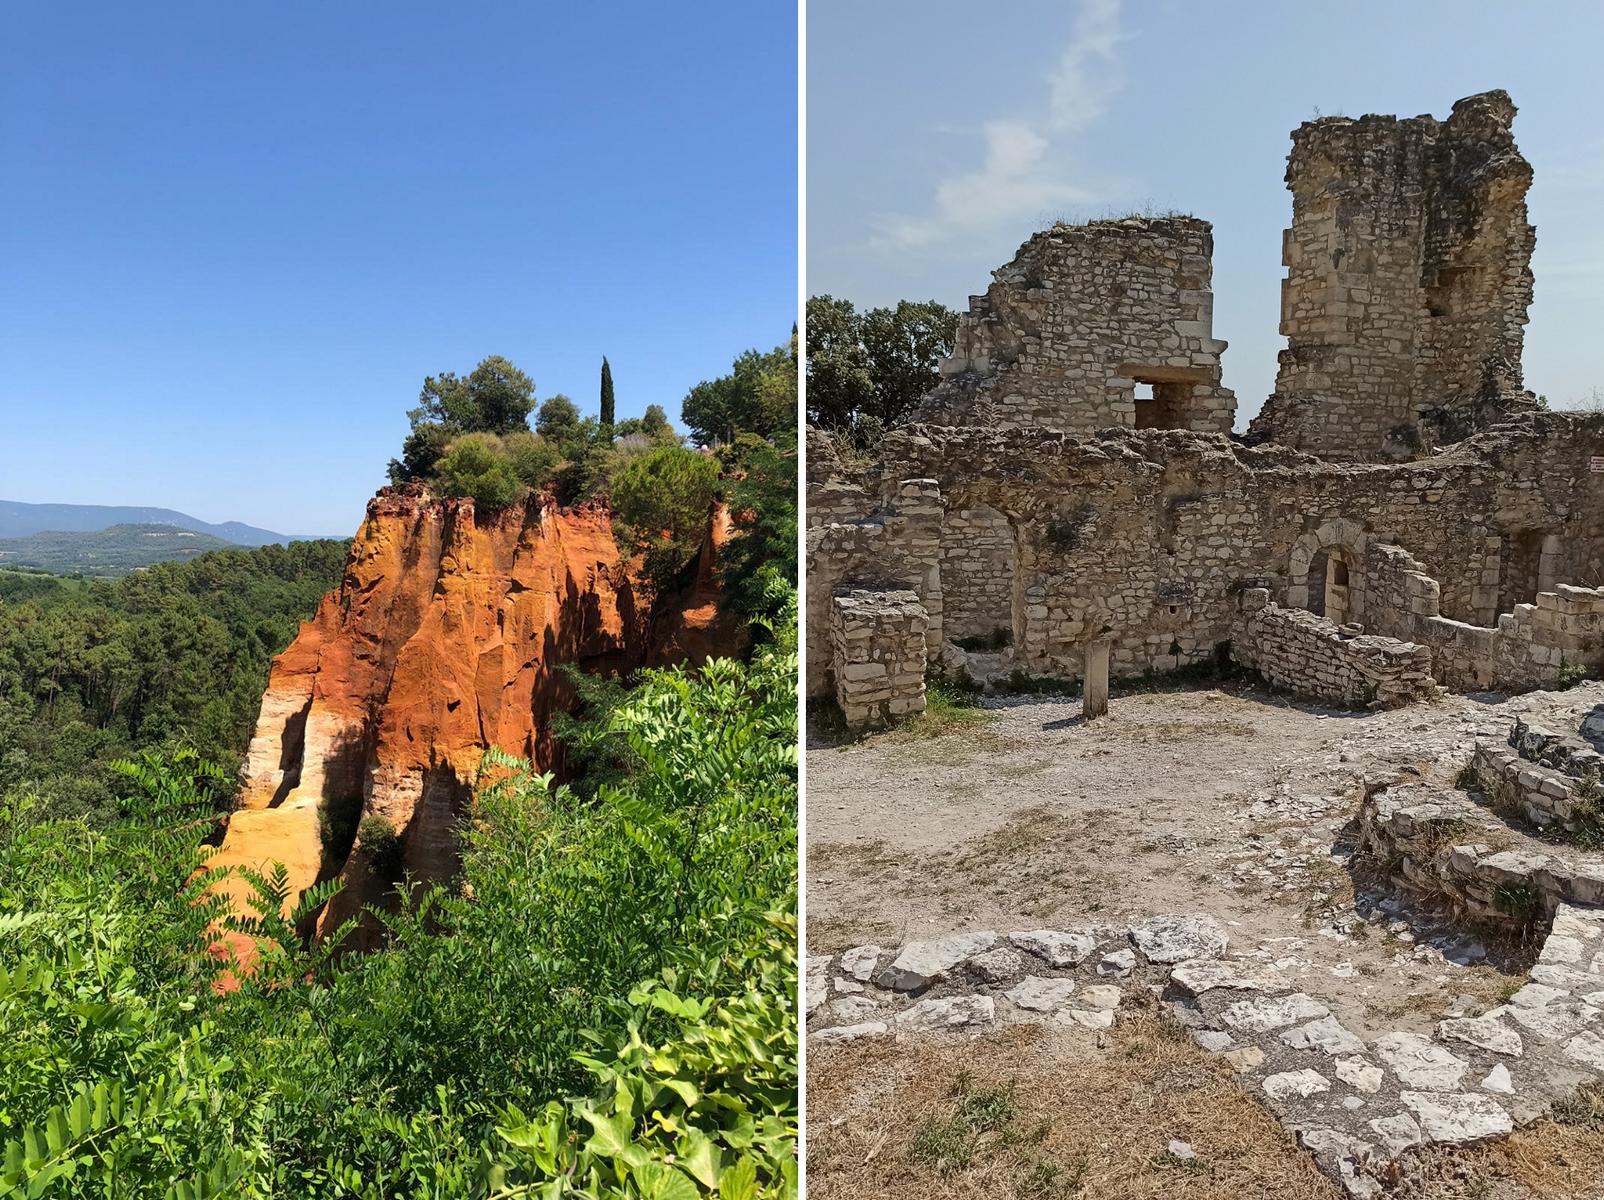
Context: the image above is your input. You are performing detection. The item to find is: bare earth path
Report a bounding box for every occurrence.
[805,681,1604,1198]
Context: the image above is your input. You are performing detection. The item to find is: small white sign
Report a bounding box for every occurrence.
[1592,456,1604,474]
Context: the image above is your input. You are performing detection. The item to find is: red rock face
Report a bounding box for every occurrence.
[206,484,745,945]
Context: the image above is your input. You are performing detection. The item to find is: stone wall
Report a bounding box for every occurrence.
[913,217,1236,436]
[803,414,1604,696]
[1470,713,1604,835]
[1231,589,1440,709]
[1250,91,1538,460]
[1357,780,1604,929]
[940,504,1015,640]
[806,478,944,696]
[829,588,928,730]
[1365,541,1604,692]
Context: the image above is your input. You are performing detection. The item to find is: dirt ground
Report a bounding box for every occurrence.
[804,679,1604,1197]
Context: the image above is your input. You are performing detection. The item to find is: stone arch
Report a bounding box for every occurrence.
[1286,519,1369,623]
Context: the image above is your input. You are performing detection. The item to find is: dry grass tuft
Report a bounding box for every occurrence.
[806,1004,1342,1200]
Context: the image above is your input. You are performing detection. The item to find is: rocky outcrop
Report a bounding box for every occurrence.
[207,484,744,946]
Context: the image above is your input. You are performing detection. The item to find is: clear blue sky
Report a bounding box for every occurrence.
[1,2,797,536]
[808,0,1603,426]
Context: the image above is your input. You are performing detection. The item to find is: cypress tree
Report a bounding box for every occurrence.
[599,357,615,429]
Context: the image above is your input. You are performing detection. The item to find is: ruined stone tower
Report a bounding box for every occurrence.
[914,216,1237,436]
[1249,90,1538,459]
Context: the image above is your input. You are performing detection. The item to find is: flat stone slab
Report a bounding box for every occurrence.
[1335,1056,1383,1094]
[810,1021,888,1044]
[1562,1028,1604,1070]
[884,932,996,991]
[1169,958,1290,996]
[1221,992,1330,1034]
[1264,1068,1330,1101]
[1280,1015,1367,1057]
[1129,914,1229,964]
[894,994,996,1032]
[1401,1091,1513,1144]
[969,946,1027,984]
[1097,948,1136,978]
[1009,928,1097,967]
[1006,975,1078,1012]
[1375,1031,1468,1090]
[806,956,830,1014]
[839,944,882,982]
[1438,1015,1522,1057]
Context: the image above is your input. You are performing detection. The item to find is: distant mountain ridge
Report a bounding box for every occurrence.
[0,524,241,577]
[0,500,330,546]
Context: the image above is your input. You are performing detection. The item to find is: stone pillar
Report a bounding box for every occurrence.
[1083,636,1112,721]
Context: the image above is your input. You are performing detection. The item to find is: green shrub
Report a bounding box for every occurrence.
[501,429,563,490]
[611,446,721,590]
[357,812,404,881]
[433,432,523,509]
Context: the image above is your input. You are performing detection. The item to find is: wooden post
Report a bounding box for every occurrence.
[1083,636,1112,721]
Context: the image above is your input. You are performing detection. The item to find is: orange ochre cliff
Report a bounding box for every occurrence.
[207,483,744,956]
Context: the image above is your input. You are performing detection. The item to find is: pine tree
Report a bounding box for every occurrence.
[600,357,615,429]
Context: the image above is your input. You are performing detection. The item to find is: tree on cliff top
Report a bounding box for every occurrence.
[387,355,536,483]
[681,332,797,447]
[599,357,615,429]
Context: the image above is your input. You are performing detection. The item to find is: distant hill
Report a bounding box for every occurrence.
[0,500,329,546]
[0,524,243,576]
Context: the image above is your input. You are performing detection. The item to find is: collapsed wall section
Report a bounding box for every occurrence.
[1231,589,1440,708]
[830,588,928,730]
[915,217,1235,436]
[1251,90,1538,459]
[803,414,1604,699]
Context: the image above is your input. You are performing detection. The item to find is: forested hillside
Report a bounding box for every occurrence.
[0,522,241,575]
[0,539,349,824]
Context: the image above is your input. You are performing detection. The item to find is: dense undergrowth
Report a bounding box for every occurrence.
[0,595,799,1198]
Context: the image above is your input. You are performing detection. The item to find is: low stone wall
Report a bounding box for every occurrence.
[830,588,928,730]
[1356,780,1604,928]
[1469,714,1604,835]
[1366,542,1604,692]
[1232,589,1440,710]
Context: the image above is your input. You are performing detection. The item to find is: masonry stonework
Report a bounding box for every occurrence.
[829,588,929,731]
[809,90,1603,728]
[1250,91,1538,460]
[915,217,1236,436]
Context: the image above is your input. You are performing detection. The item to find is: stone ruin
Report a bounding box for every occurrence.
[807,89,1604,1196]
[808,91,1604,731]
[1251,90,1539,460]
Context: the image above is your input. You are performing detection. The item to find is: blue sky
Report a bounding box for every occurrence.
[808,0,1604,426]
[1,2,797,535]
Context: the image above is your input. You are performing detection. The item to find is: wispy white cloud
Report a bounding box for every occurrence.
[873,0,1128,252]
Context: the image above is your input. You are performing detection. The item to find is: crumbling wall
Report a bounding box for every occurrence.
[806,478,943,696]
[915,217,1236,436]
[1365,541,1604,691]
[941,504,1015,641]
[1251,91,1538,460]
[1231,589,1439,708]
[801,414,1604,695]
[830,588,928,730]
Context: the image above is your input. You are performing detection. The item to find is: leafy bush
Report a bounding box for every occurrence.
[433,432,524,509]
[611,446,721,591]
[718,433,797,620]
[0,599,800,1198]
[357,812,404,881]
